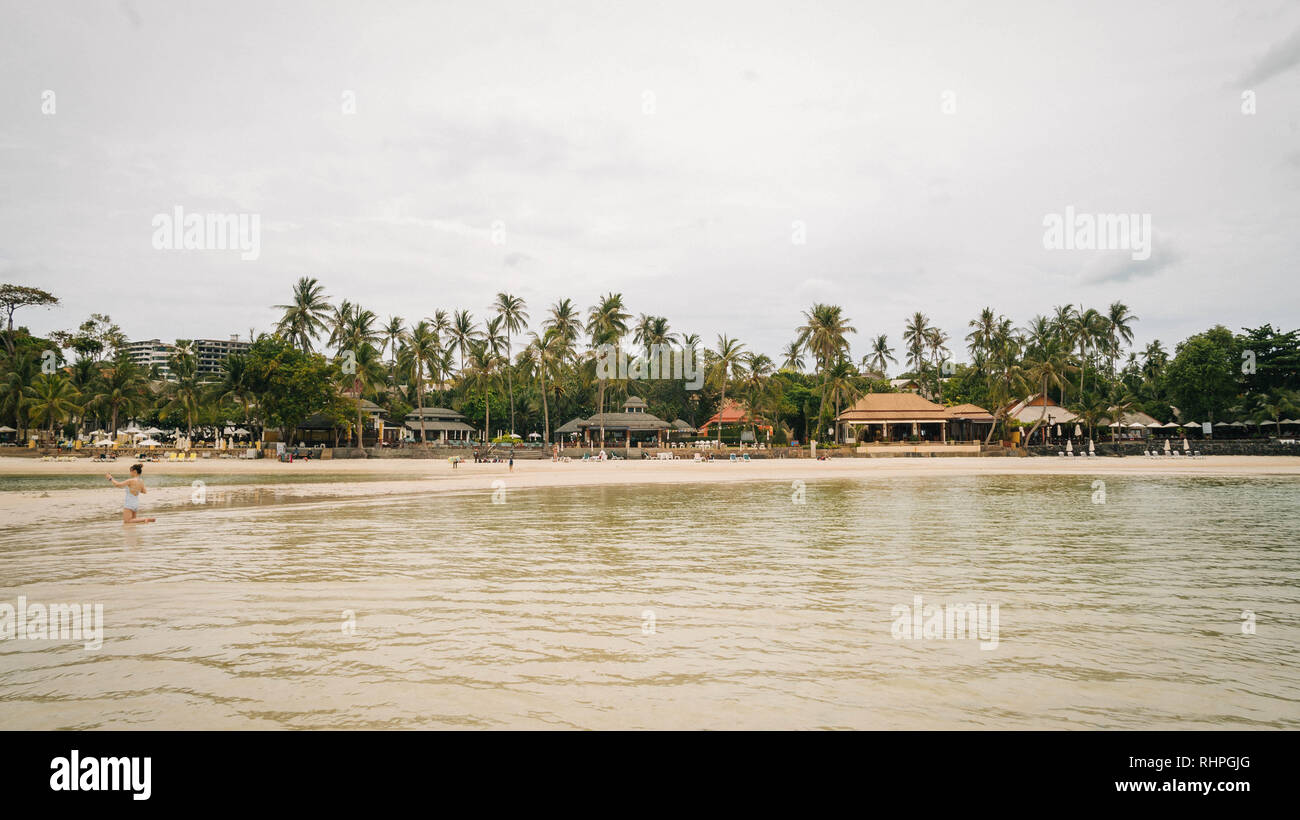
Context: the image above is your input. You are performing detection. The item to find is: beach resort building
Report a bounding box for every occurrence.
[404,407,476,443]
[554,396,672,446]
[696,400,771,440]
[123,335,251,379]
[194,336,251,376]
[834,393,994,444]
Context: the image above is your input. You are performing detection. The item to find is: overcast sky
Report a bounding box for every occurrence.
[2,0,1298,366]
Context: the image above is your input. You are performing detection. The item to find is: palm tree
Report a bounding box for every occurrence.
[1260,388,1300,438]
[326,300,355,353]
[866,334,896,378]
[1021,345,1071,446]
[781,340,805,372]
[342,343,386,448]
[465,340,504,444]
[1074,306,1104,399]
[494,293,529,435]
[448,310,481,376]
[0,350,39,441]
[381,316,405,364]
[822,359,861,440]
[214,353,255,437]
[525,329,560,444]
[966,307,998,370]
[274,277,332,352]
[545,299,583,352]
[161,344,202,441]
[709,335,746,444]
[23,373,80,436]
[401,321,440,444]
[93,357,150,439]
[902,312,931,374]
[798,304,856,437]
[1105,301,1138,378]
[585,293,630,447]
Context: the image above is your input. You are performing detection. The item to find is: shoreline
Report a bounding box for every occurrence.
[3,455,1300,525]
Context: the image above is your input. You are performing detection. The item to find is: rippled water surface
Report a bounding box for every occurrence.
[1,475,1298,729]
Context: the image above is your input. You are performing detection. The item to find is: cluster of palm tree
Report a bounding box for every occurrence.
[8,279,1300,451]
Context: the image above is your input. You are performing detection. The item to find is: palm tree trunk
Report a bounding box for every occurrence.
[416,370,427,445]
[540,368,550,444]
[506,332,515,434]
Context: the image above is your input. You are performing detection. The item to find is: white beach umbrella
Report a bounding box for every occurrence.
[1073,424,1082,437]
[1163,438,1172,453]
[1066,439,1073,453]
[1182,422,1199,428]
[1183,438,1190,452]
[122,423,143,434]
[92,438,113,447]
[1088,439,1095,454]
[0,425,16,433]
[143,426,164,435]
[1128,422,1145,429]
[233,428,251,437]
[138,437,161,447]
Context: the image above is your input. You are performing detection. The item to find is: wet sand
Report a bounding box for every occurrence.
[3,454,1300,525]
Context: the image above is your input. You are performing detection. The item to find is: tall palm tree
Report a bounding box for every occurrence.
[525,328,560,444]
[401,321,440,444]
[382,316,405,364]
[585,293,630,446]
[161,346,203,441]
[781,340,805,372]
[214,353,255,437]
[274,277,332,352]
[448,310,481,376]
[798,304,856,437]
[902,311,931,374]
[1022,345,1071,445]
[493,293,529,435]
[342,343,386,448]
[710,335,746,444]
[1105,301,1138,378]
[1074,306,1104,399]
[326,300,355,354]
[91,357,150,439]
[465,340,504,444]
[822,359,861,440]
[866,334,896,378]
[545,298,583,353]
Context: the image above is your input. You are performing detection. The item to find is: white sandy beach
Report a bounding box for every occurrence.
[2,454,1299,525]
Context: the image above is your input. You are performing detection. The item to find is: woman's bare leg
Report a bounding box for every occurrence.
[122,509,154,524]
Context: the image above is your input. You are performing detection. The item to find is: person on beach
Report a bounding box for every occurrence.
[106,463,155,524]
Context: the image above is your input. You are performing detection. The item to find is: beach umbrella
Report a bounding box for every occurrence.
[1128,422,1145,429]
[0,425,15,433]
[1161,421,1180,428]
[92,438,113,447]
[138,437,161,447]
[143,426,164,435]
[1088,439,1095,454]
[233,428,250,437]
[1066,439,1073,453]
[1074,424,1082,438]
[122,423,142,434]
[528,432,540,439]
[1182,422,1199,428]
[1183,438,1190,452]
[1228,421,1246,427]
[1054,424,1060,437]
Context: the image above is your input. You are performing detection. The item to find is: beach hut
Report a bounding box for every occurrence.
[837,393,951,444]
